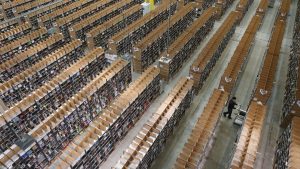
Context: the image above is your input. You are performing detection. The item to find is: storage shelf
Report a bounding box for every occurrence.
[0,27,49,64]
[0,33,65,84]
[0,58,132,168]
[87,4,143,50]
[175,89,228,169]
[230,101,267,169]
[48,66,160,169]
[133,3,196,73]
[0,48,107,153]
[190,11,239,93]
[273,117,300,169]
[69,0,139,42]
[159,7,217,81]
[115,77,194,169]
[108,0,177,55]
[281,0,300,127]
[0,39,84,109]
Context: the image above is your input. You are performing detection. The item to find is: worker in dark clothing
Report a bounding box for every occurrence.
[223,97,237,119]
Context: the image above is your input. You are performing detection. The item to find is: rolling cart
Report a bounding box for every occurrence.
[233,106,247,126]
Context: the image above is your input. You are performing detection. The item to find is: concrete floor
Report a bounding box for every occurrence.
[100,0,297,168]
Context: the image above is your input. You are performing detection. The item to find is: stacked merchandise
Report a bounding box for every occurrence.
[69,0,139,41]
[215,0,236,19]
[0,22,32,46]
[236,0,254,17]
[87,5,143,49]
[0,40,84,108]
[0,48,107,153]
[48,66,161,168]
[190,11,239,93]
[132,3,196,73]
[108,0,177,55]
[253,20,287,105]
[0,33,65,84]
[219,15,262,94]
[0,27,48,63]
[115,77,194,169]
[273,117,300,169]
[281,0,300,127]
[230,101,266,169]
[159,7,217,81]
[175,89,228,169]
[0,59,132,168]
[40,0,102,28]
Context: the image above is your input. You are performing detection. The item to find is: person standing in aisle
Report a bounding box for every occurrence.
[223,96,238,119]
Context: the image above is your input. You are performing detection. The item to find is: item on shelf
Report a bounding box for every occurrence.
[174,89,228,169]
[108,0,177,55]
[0,33,65,83]
[230,101,266,169]
[219,15,262,94]
[190,11,239,93]
[253,20,286,105]
[133,3,196,73]
[0,48,107,153]
[0,39,84,108]
[273,116,300,169]
[159,7,217,81]
[48,66,161,168]
[87,4,143,49]
[115,77,194,169]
